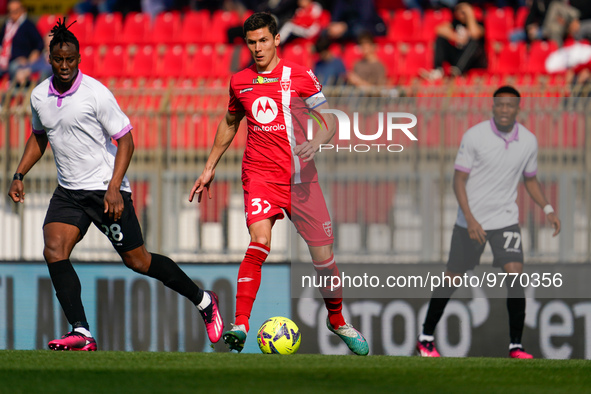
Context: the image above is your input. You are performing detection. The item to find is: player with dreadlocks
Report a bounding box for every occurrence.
[8,19,224,351]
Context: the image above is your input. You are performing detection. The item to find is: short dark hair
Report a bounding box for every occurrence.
[357,31,375,45]
[315,36,331,54]
[493,85,520,98]
[243,12,278,38]
[49,17,79,53]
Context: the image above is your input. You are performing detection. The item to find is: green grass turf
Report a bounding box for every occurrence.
[0,351,590,393]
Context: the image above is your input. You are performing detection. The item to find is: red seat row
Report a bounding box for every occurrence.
[36,10,251,46]
[78,43,238,79]
[37,6,529,48]
[340,40,560,77]
[379,6,529,44]
[74,39,563,84]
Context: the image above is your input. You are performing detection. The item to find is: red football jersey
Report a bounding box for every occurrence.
[228,59,327,185]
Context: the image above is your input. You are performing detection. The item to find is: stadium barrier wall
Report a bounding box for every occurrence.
[1,261,591,358]
[0,262,289,354]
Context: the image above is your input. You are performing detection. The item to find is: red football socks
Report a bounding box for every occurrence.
[235,242,270,332]
[313,254,346,329]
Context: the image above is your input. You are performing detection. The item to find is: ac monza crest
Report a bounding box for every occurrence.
[323,221,332,237]
[280,79,291,92]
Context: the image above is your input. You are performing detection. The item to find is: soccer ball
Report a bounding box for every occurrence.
[257,316,301,354]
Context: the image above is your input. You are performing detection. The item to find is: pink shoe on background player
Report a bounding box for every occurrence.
[48,331,97,351]
[510,347,533,359]
[198,290,224,343]
[416,339,441,357]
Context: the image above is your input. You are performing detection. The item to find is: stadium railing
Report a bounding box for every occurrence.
[1,80,590,263]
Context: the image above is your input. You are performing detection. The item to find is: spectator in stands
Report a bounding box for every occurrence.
[252,0,298,27]
[74,0,119,14]
[541,0,581,46]
[421,2,486,81]
[325,0,386,42]
[141,0,168,19]
[0,0,43,79]
[193,0,226,11]
[568,0,591,42]
[313,35,347,85]
[493,0,526,7]
[278,0,323,44]
[428,0,459,9]
[348,32,387,88]
[76,0,145,15]
[13,32,52,85]
[522,0,589,45]
[523,0,551,42]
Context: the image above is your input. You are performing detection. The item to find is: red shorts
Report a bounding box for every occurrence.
[243,180,334,246]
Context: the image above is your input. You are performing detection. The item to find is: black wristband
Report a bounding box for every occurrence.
[13,173,24,181]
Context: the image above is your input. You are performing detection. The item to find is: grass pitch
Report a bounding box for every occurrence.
[0,351,589,393]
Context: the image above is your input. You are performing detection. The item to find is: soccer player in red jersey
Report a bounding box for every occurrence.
[189,12,369,355]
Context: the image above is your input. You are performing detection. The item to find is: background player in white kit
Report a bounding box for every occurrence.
[7,19,223,351]
[416,86,561,359]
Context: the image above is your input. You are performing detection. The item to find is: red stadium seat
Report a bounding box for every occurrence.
[214,43,234,78]
[472,7,484,22]
[37,14,62,36]
[91,13,123,45]
[490,42,525,74]
[80,45,97,77]
[95,45,128,79]
[186,44,215,78]
[180,10,210,44]
[208,10,241,44]
[68,13,94,48]
[157,45,189,78]
[128,45,155,78]
[377,43,398,78]
[151,12,181,44]
[239,45,254,69]
[378,9,392,30]
[343,43,363,70]
[121,12,152,45]
[515,6,529,28]
[318,9,331,29]
[281,43,313,69]
[421,9,452,43]
[387,9,421,43]
[484,7,514,43]
[400,43,431,76]
[526,41,558,74]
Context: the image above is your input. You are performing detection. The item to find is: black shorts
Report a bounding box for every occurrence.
[44,186,144,253]
[447,224,524,273]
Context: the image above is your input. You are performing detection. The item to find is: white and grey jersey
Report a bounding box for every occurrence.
[454,119,538,231]
[31,72,132,192]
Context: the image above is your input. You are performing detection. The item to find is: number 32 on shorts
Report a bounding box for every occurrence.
[251,198,271,215]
